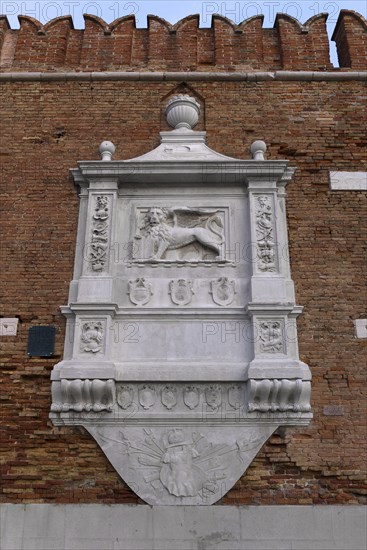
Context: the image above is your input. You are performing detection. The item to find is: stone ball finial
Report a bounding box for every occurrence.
[165,95,201,130]
[250,140,267,161]
[99,141,116,161]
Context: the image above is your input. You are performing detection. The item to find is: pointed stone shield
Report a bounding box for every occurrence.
[228,385,244,409]
[116,385,134,410]
[139,385,156,410]
[183,386,200,410]
[161,385,177,410]
[128,278,153,306]
[210,277,236,306]
[169,279,193,305]
[205,385,222,410]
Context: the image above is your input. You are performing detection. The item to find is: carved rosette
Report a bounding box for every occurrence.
[255,195,277,273]
[88,195,110,272]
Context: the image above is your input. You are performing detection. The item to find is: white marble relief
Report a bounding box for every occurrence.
[210,277,236,306]
[259,320,284,353]
[80,321,103,353]
[255,195,276,272]
[89,195,110,272]
[128,278,153,306]
[134,207,224,262]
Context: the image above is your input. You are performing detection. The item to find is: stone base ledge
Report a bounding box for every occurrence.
[1,504,365,550]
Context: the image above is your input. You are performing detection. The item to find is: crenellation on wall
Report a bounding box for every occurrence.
[332,10,367,69]
[0,11,366,71]
[275,14,332,70]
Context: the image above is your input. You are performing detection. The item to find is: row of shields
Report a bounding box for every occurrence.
[117,384,245,411]
[128,277,236,306]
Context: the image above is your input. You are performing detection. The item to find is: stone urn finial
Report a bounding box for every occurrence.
[250,140,267,161]
[99,141,116,161]
[165,95,201,130]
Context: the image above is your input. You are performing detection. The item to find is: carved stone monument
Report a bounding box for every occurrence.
[50,95,312,505]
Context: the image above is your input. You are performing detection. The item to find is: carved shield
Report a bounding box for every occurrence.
[139,385,156,410]
[128,278,153,306]
[205,385,222,410]
[117,385,134,410]
[228,385,244,409]
[183,386,200,410]
[161,385,177,410]
[210,277,236,306]
[169,279,193,306]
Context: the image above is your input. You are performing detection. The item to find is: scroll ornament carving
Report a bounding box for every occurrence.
[128,278,153,306]
[134,207,224,261]
[89,195,109,272]
[169,279,194,306]
[51,379,115,412]
[259,320,284,353]
[80,321,103,353]
[210,277,236,306]
[247,379,311,412]
[255,195,276,272]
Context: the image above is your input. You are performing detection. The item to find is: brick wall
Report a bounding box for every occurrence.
[0,11,366,505]
[0,11,366,71]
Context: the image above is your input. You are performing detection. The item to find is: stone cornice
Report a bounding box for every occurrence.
[0,71,366,82]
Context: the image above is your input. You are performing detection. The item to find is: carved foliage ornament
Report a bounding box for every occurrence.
[88,195,110,272]
[255,195,276,272]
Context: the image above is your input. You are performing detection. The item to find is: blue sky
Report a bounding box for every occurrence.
[1,1,366,66]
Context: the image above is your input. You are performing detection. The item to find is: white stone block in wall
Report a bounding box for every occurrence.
[329,172,367,191]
